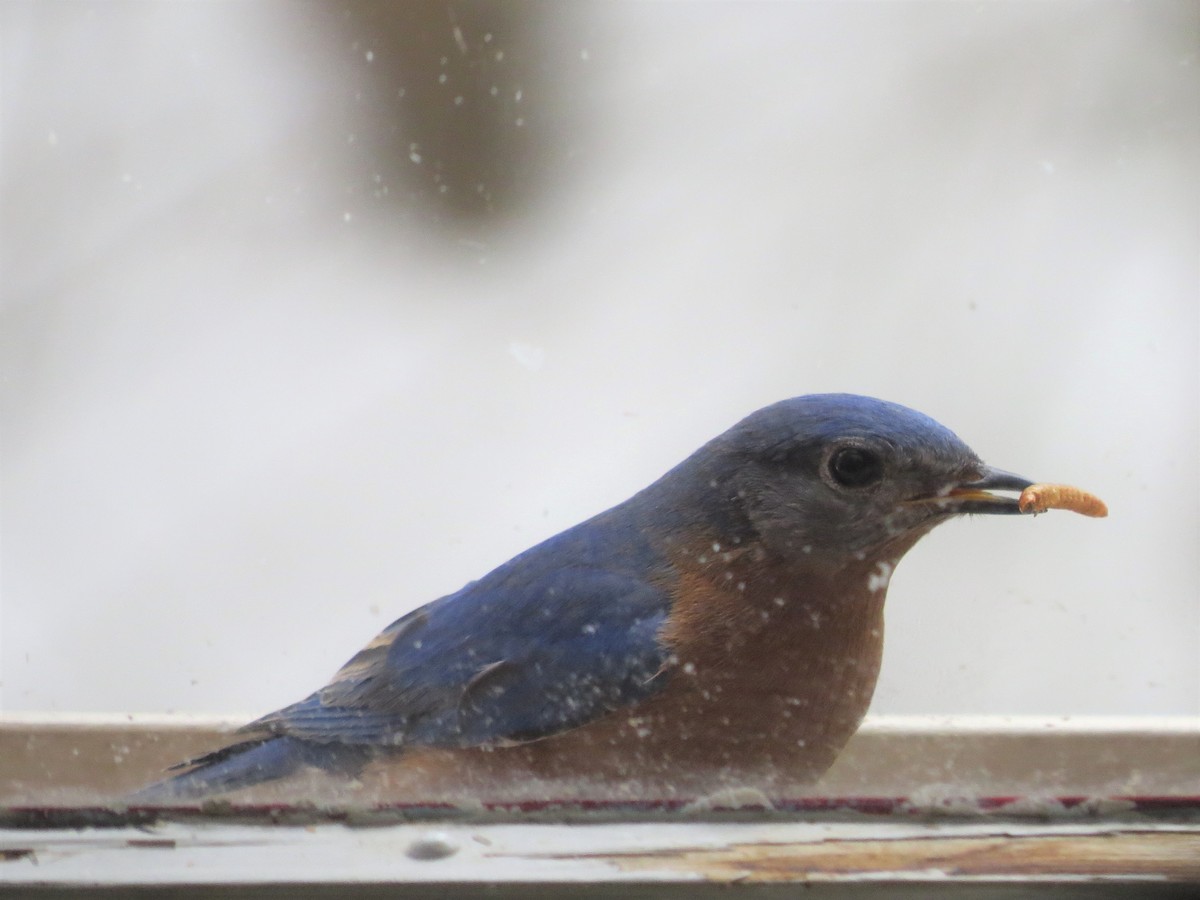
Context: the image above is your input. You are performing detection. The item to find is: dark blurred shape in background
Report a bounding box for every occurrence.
[322,1,598,234]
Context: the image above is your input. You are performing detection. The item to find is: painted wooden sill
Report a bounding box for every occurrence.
[2,714,1198,894]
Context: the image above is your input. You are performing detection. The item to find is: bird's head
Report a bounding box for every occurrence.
[691,394,1032,566]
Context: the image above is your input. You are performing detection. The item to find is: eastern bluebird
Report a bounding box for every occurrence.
[131,394,1083,804]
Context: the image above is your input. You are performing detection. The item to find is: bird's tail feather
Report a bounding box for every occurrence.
[125,735,375,804]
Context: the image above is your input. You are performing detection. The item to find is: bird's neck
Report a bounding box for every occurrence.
[660,541,889,660]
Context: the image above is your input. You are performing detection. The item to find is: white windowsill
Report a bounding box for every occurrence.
[1,714,1197,894]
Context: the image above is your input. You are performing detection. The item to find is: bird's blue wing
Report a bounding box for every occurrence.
[246,566,674,749]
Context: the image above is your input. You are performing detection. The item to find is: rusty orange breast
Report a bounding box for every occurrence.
[510,548,890,794]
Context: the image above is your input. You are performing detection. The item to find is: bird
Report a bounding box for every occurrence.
[130,393,1076,805]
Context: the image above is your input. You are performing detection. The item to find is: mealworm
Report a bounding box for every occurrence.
[1018,483,1108,518]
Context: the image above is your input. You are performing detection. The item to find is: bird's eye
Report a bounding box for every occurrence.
[828,446,883,489]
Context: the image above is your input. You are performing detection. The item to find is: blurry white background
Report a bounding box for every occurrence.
[1,1,1196,719]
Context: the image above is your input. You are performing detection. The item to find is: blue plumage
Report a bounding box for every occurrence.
[265,566,672,747]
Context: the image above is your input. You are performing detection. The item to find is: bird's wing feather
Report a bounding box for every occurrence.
[244,566,674,748]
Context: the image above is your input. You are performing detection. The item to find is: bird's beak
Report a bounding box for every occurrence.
[933,465,1035,515]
